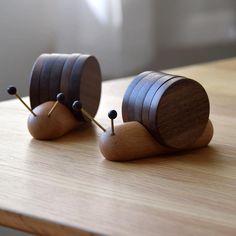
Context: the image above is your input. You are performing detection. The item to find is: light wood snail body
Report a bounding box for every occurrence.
[27,101,80,140]
[99,120,213,161]
[99,71,213,161]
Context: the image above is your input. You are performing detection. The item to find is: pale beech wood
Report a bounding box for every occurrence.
[0,58,236,236]
[99,120,213,161]
[28,101,80,140]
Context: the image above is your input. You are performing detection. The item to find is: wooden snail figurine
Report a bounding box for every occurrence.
[7,53,102,140]
[70,97,213,162]
[98,71,214,161]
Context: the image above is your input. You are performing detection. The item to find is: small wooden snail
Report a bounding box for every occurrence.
[69,97,213,162]
[7,53,102,140]
[97,71,214,161]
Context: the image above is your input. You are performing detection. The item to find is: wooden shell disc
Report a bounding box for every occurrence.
[149,77,210,149]
[29,53,102,121]
[122,71,165,121]
[49,54,68,100]
[141,74,177,126]
[69,55,102,120]
[39,54,59,104]
[60,54,80,107]
[133,72,166,122]
[29,54,49,109]
[127,72,166,121]
[122,71,153,121]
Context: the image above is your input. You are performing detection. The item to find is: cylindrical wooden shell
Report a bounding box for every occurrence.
[29,53,102,121]
[122,71,210,149]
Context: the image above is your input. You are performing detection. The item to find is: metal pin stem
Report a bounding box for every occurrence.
[15,94,36,116]
[111,119,115,135]
[81,108,106,132]
[48,101,59,117]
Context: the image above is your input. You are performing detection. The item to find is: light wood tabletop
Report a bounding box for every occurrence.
[0,58,236,236]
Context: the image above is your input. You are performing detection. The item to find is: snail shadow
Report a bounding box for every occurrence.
[102,145,219,169]
[29,122,99,145]
[133,146,217,166]
[56,122,98,143]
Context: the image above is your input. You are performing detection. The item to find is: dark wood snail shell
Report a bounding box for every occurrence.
[28,53,102,139]
[99,71,213,161]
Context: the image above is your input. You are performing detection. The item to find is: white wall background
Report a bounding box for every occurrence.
[1,0,236,102]
[0,0,55,101]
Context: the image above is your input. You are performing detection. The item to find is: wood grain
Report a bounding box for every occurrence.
[28,101,80,140]
[49,54,68,100]
[0,58,236,236]
[133,73,162,122]
[99,120,213,161]
[39,54,59,104]
[79,56,102,120]
[122,71,152,121]
[29,54,49,109]
[68,55,88,111]
[124,72,164,121]
[69,55,101,121]
[141,74,177,127]
[60,54,80,107]
[149,78,209,149]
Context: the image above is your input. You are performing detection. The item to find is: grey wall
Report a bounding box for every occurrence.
[0,0,55,101]
[0,0,236,101]
[153,0,236,69]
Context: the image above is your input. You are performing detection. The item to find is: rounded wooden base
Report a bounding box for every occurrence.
[99,120,213,162]
[28,101,80,140]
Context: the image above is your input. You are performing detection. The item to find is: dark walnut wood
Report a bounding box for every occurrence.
[122,71,152,122]
[68,54,90,120]
[143,74,181,129]
[29,53,102,122]
[133,73,158,122]
[39,54,59,104]
[141,74,177,126]
[60,54,80,107]
[122,72,210,150]
[49,54,68,100]
[78,56,102,121]
[127,71,166,121]
[149,77,210,149]
[29,54,49,109]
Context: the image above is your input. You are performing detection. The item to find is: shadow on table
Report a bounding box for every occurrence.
[29,122,98,145]
[102,145,220,168]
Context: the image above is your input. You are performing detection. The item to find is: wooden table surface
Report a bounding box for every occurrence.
[0,58,236,236]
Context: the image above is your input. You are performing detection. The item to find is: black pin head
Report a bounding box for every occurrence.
[7,86,17,95]
[72,100,82,112]
[56,93,65,103]
[108,110,117,120]
[108,110,117,135]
